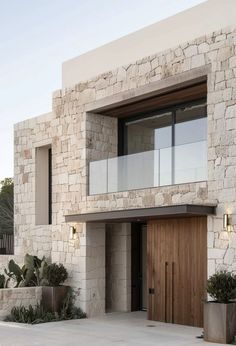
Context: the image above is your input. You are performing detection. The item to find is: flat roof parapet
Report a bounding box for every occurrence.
[62,0,236,88]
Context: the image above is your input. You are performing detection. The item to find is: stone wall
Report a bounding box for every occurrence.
[84,223,106,317]
[14,112,52,261]
[0,287,42,320]
[12,25,236,316]
[106,223,131,312]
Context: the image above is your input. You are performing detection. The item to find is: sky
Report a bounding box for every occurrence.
[0,0,205,180]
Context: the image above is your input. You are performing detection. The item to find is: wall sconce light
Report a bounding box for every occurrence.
[69,226,77,240]
[223,214,230,231]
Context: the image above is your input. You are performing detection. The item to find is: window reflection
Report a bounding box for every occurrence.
[125,101,207,154]
[175,104,207,146]
[89,99,208,195]
[125,112,172,154]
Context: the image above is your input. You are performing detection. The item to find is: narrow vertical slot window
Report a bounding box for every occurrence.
[35,145,52,225]
[48,148,52,225]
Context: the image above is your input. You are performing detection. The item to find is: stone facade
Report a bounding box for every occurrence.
[14,112,52,260]
[10,25,236,316]
[106,223,131,312]
[0,287,42,320]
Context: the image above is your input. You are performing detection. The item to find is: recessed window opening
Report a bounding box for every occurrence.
[35,145,52,225]
[89,82,207,195]
[119,99,207,187]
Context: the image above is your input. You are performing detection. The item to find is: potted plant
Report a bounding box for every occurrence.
[42,263,69,313]
[204,270,236,344]
[2,254,69,313]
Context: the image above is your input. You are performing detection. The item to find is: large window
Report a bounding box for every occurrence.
[121,100,206,155]
[120,99,207,186]
[89,86,208,195]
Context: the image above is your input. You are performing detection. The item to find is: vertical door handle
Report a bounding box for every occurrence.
[165,262,168,323]
[172,262,174,324]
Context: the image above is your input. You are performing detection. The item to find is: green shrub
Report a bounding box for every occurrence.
[46,263,68,286]
[5,289,86,324]
[5,304,56,324]
[60,288,86,320]
[207,270,236,303]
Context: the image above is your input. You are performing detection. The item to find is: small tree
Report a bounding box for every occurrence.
[0,178,14,235]
[207,270,236,303]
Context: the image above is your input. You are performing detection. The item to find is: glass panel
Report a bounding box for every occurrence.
[89,159,107,194]
[108,150,155,192]
[89,141,207,195]
[175,103,207,145]
[175,117,207,145]
[125,112,172,154]
[175,102,207,183]
[155,126,172,149]
[159,147,172,186]
[107,157,118,193]
[174,141,207,184]
[176,102,206,123]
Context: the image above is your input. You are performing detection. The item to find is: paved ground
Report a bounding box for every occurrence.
[0,311,223,346]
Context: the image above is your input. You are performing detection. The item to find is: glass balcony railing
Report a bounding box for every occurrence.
[89,141,207,195]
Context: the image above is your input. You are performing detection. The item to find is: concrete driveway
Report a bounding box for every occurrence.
[0,312,223,346]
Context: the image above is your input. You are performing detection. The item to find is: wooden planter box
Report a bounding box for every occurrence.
[42,286,69,313]
[204,301,236,344]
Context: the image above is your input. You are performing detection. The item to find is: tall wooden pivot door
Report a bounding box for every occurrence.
[147,217,207,327]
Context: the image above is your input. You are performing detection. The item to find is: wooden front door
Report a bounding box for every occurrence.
[147,217,207,327]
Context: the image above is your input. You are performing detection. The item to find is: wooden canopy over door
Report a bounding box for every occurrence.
[147,216,207,327]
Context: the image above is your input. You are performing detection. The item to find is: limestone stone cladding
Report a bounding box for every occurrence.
[13,25,236,315]
[106,223,131,312]
[0,287,42,320]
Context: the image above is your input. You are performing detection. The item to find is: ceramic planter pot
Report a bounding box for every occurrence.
[42,285,69,313]
[204,301,236,344]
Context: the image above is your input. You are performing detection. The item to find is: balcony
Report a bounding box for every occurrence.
[89,140,207,195]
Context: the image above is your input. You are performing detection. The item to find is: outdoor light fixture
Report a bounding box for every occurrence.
[223,214,230,231]
[69,226,76,240]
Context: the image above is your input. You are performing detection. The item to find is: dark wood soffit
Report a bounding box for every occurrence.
[99,82,207,118]
[65,204,216,223]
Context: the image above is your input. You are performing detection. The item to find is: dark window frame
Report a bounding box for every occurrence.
[118,97,207,156]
